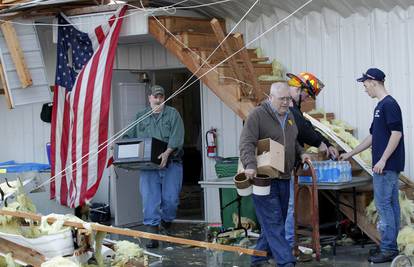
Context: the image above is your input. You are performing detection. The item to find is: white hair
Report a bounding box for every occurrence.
[270,82,289,96]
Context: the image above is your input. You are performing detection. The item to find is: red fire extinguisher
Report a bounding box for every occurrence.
[206,128,217,158]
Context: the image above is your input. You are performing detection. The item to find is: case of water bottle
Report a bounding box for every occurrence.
[299,160,352,184]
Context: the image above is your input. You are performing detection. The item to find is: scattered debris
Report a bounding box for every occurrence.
[112,240,145,266]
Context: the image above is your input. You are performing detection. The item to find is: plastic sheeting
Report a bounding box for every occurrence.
[0,160,50,173]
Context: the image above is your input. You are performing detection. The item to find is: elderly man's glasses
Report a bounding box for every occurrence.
[277,96,292,102]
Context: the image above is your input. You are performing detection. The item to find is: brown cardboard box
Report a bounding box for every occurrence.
[238,138,285,177]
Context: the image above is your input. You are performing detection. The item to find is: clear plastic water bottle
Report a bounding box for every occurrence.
[339,162,345,182]
[328,162,335,182]
[320,162,325,182]
[346,161,352,181]
[332,161,340,182]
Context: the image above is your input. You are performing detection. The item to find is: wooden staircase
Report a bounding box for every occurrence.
[148,16,297,120]
[149,15,413,248]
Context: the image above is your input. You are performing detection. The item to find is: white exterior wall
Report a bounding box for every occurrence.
[114,42,182,70]
[231,6,414,181]
[0,101,50,163]
[200,83,243,223]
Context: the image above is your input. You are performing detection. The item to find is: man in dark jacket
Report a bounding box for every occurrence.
[240,82,310,267]
[287,72,337,155]
[284,72,339,248]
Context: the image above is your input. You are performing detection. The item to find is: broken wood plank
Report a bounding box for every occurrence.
[0,21,32,88]
[0,210,267,257]
[0,62,13,108]
[0,237,46,267]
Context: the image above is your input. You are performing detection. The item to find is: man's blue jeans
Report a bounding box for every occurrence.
[373,170,400,253]
[139,162,183,226]
[285,178,295,248]
[252,179,295,267]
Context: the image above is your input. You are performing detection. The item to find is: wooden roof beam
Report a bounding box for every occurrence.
[0,21,32,88]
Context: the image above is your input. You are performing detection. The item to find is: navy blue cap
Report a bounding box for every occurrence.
[357,68,386,82]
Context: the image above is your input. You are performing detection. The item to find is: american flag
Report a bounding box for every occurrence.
[50,6,127,208]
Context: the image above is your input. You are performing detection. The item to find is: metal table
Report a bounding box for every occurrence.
[199,176,371,190]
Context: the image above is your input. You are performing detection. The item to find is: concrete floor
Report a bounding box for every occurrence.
[109,222,393,267]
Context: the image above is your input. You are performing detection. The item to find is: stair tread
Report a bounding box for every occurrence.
[218,63,272,68]
[210,57,269,63]
[154,16,225,22]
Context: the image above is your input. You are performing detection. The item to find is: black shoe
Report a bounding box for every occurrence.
[368,246,380,256]
[145,225,159,249]
[250,260,276,267]
[161,220,172,230]
[160,220,172,235]
[368,251,399,263]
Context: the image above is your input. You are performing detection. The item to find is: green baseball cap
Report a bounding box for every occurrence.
[150,85,165,96]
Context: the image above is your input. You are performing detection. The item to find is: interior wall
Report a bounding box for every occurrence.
[232,6,414,180]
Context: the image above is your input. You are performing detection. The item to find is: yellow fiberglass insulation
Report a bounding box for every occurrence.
[94,231,107,267]
[0,253,20,267]
[0,180,40,238]
[365,199,378,224]
[398,226,414,256]
[305,146,319,153]
[112,240,144,266]
[38,214,83,235]
[254,48,263,58]
[366,191,414,226]
[258,60,285,82]
[317,117,372,166]
[40,257,80,267]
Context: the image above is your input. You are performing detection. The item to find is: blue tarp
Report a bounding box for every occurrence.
[0,161,50,173]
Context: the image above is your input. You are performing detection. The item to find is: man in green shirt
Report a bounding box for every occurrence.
[128,85,184,249]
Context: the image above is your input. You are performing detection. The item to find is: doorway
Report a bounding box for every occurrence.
[153,69,204,221]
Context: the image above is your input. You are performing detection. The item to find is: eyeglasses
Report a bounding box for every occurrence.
[277,96,292,102]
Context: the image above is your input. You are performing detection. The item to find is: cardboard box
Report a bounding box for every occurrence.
[238,138,285,177]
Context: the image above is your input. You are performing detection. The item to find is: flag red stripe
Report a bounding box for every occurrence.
[108,15,116,27]
[69,70,85,203]
[95,26,105,45]
[79,48,103,206]
[59,96,71,206]
[50,85,59,199]
[86,8,127,200]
